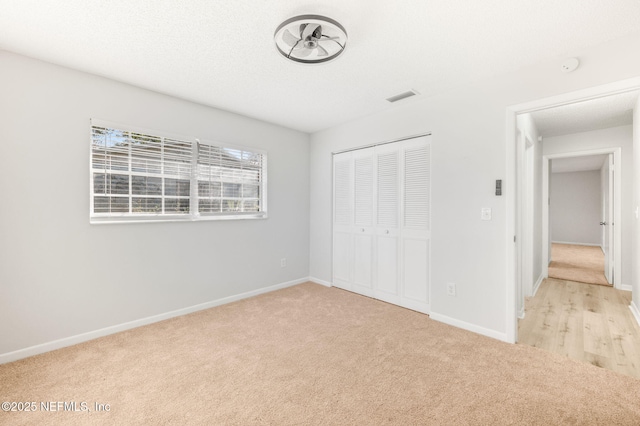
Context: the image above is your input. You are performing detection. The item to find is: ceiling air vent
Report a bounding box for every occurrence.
[386,90,419,103]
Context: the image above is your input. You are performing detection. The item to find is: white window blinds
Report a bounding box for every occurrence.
[90,120,267,223]
[197,144,265,215]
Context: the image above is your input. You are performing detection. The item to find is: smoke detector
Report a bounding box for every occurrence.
[561,58,580,73]
[274,15,347,64]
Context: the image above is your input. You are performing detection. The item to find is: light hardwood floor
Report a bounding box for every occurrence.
[518,278,640,379]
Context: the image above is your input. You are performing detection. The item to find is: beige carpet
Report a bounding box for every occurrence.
[548,243,610,286]
[2,283,639,425]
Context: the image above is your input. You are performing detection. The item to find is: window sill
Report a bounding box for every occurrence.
[90,213,268,225]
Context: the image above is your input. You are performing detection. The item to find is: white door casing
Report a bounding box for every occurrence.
[603,154,614,283]
[609,154,615,283]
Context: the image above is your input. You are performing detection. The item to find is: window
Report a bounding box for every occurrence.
[196,143,265,215]
[90,120,267,223]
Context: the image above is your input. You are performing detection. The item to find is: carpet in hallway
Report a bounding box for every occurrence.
[548,243,609,286]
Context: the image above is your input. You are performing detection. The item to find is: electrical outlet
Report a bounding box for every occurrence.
[280,258,286,268]
[446,283,456,296]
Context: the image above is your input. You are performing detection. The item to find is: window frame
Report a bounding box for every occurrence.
[89,119,268,224]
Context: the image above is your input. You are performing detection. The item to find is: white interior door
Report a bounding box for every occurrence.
[352,148,375,296]
[400,137,430,313]
[332,135,431,314]
[375,144,400,300]
[603,154,614,284]
[332,152,353,290]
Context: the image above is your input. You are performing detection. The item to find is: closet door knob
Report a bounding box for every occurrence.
[385,230,389,234]
[361,228,365,232]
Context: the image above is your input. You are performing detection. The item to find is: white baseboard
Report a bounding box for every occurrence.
[0,277,309,365]
[308,276,332,287]
[630,301,640,327]
[551,241,601,247]
[532,274,544,297]
[429,312,508,343]
[518,307,525,320]
[619,283,632,292]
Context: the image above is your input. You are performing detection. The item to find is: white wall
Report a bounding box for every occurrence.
[309,33,640,338]
[0,51,310,356]
[550,170,602,245]
[543,126,633,286]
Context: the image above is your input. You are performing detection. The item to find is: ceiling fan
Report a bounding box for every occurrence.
[274,15,347,64]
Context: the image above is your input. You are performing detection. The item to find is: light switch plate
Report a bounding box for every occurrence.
[481,208,492,221]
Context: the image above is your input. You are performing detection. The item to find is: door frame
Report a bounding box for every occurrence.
[541,148,622,288]
[505,76,640,344]
[515,130,535,320]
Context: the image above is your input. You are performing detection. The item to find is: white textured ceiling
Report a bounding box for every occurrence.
[530,90,639,138]
[551,155,608,174]
[2,1,640,133]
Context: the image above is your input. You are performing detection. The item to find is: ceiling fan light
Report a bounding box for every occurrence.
[274,15,347,64]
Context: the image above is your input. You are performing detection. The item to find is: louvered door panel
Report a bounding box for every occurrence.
[375,147,400,298]
[400,137,431,310]
[354,155,374,226]
[334,156,352,226]
[332,152,353,288]
[404,145,430,230]
[377,151,398,227]
[352,149,374,293]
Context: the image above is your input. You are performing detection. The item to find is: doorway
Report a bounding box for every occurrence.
[544,150,619,288]
[505,81,640,344]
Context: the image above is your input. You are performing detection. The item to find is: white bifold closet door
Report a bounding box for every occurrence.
[332,135,431,314]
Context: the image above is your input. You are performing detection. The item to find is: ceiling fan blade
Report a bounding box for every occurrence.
[296,48,312,58]
[282,29,301,47]
[312,25,322,39]
[301,23,320,39]
[317,45,328,57]
[321,36,340,42]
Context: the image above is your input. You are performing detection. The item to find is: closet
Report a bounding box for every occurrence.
[332,135,431,314]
